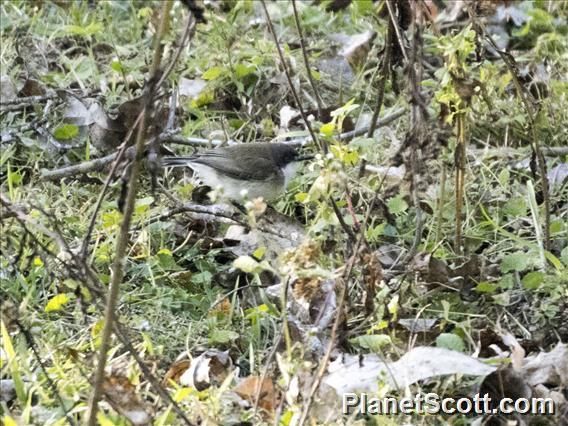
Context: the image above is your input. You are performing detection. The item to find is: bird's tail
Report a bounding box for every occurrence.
[162,157,193,167]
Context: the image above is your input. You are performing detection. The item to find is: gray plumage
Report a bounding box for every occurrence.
[163,143,304,201]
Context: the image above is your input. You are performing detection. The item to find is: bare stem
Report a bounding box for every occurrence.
[367,21,393,137]
[260,0,325,154]
[291,0,324,116]
[85,2,173,424]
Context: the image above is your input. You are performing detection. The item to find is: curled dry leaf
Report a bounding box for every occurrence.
[179,349,232,391]
[18,78,46,97]
[162,359,191,386]
[61,92,125,153]
[233,376,277,413]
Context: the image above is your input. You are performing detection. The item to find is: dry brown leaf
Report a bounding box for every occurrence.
[179,349,232,391]
[162,359,191,386]
[102,375,152,426]
[234,376,277,412]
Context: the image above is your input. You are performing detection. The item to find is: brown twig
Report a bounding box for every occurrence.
[402,2,427,263]
[367,20,393,137]
[260,0,325,154]
[86,2,174,423]
[291,0,325,117]
[385,0,408,63]
[166,107,406,148]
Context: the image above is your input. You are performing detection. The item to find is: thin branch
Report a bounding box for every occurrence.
[40,152,119,181]
[39,107,406,182]
[402,3,427,263]
[367,20,393,137]
[260,0,325,154]
[291,0,324,116]
[385,0,408,63]
[86,2,174,423]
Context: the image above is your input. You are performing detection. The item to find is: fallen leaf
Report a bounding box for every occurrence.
[179,349,232,391]
[234,376,277,412]
[102,375,152,426]
[323,346,496,394]
[162,360,191,386]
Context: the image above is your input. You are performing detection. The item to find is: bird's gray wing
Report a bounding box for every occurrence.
[192,151,279,181]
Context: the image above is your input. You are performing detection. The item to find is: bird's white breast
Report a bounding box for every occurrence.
[188,161,289,201]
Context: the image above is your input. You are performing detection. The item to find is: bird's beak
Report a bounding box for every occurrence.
[296,155,315,162]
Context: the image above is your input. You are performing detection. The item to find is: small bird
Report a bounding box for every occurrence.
[163,143,312,202]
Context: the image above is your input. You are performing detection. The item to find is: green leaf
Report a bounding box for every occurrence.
[522,271,544,290]
[102,211,122,229]
[202,66,223,80]
[45,293,71,312]
[550,219,564,235]
[53,124,79,140]
[96,412,117,426]
[501,252,529,273]
[561,246,568,266]
[173,387,192,403]
[350,334,391,352]
[499,273,514,289]
[320,122,335,137]
[503,197,527,217]
[498,169,510,187]
[252,246,266,260]
[233,256,262,273]
[156,249,182,271]
[209,329,239,344]
[234,63,255,79]
[110,60,125,73]
[387,194,408,215]
[1,322,27,405]
[436,333,465,352]
[365,223,386,241]
[135,196,154,214]
[475,281,498,293]
[295,192,308,203]
[190,90,214,108]
[354,0,373,14]
[63,22,102,37]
